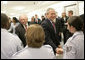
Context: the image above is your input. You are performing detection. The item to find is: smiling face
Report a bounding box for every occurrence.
[47,9,56,22]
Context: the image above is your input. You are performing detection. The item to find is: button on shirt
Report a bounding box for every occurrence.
[1,28,23,59]
[63,31,84,59]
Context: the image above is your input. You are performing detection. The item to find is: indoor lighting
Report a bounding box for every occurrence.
[2,1,7,4]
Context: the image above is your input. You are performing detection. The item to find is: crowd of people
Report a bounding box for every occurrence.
[1,8,84,59]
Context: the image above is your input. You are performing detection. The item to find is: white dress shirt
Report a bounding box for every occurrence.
[1,28,23,59]
[11,45,56,59]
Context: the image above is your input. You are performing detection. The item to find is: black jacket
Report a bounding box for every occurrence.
[41,19,60,53]
[15,22,29,47]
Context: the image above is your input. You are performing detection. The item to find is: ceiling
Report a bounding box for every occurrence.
[1,1,61,17]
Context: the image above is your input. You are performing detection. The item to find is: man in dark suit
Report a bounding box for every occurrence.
[15,14,29,47]
[34,14,41,24]
[61,12,69,44]
[41,8,63,54]
[62,10,73,44]
[55,13,64,42]
[29,16,37,25]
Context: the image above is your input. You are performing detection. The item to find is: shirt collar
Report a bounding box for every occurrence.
[72,31,83,38]
[1,28,8,32]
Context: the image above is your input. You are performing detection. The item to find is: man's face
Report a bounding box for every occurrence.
[35,15,38,18]
[19,16,28,25]
[68,12,72,17]
[47,10,56,21]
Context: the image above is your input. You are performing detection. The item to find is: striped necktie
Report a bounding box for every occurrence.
[25,25,27,31]
[52,22,56,33]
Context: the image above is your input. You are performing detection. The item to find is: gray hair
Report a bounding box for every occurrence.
[46,8,55,14]
[19,14,28,20]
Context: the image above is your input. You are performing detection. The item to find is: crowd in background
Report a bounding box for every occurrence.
[1,8,84,59]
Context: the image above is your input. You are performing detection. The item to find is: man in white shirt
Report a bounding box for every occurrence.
[1,13,23,59]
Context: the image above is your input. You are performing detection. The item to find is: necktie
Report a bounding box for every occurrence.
[52,22,56,33]
[25,25,27,31]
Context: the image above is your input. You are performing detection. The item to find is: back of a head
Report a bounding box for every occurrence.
[13,17,19,23]
[67,16,83,31]
[1,13,10,29]
[25,24,45,48]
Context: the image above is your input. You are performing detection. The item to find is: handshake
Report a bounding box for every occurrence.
[56,45,63,54]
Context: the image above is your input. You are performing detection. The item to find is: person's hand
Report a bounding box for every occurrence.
[56,48,63,54]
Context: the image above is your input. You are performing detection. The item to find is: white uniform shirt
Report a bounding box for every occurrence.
[63,31,84,59]
[1,28,23,59]
[11,45,56,59]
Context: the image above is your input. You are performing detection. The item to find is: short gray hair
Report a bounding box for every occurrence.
[46,8,55,14]
[19,14,28,20]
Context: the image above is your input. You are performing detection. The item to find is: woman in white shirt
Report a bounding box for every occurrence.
[11,24,56,59]
[8,17,20,35]
[63,16,84,59]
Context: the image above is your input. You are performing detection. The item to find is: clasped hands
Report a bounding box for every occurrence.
[56,45,63,54]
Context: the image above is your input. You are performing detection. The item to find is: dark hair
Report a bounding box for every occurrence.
[68,10,73,15]
[1,13,10,29]
[67,16,84,31]
[13,17,19,23]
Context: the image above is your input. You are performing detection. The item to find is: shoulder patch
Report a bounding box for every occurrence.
[66,46,72,52]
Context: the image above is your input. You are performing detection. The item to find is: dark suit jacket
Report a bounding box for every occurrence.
[56,17,64,33]
[41,19,60,54]
[15,22,29,47]
[34,18,41,24]
[55,17,64,42]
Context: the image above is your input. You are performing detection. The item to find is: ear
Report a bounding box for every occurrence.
[6,22,10,30]
[71,26,74,29]
[70,25,76,31]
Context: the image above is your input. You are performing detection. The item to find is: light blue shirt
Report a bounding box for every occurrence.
[63,31,84,59]
[1,28,23,59]
[11,45,56,59]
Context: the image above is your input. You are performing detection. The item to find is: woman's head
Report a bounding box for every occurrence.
[67,16,83,33]
[1,13,10,30]
[12,17,19,23]
[25,24,45,48]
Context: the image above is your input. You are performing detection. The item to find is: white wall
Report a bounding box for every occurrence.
[27,1,84,21]
[9,1,84,21]
[79,1,84,15]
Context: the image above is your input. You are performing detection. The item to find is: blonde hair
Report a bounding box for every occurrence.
[25,24,45,48]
